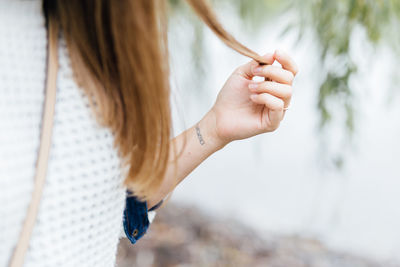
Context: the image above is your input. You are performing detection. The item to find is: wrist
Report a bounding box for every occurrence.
[197,109,228,151]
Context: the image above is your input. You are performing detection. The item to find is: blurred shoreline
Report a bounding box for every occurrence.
[116,203,399,267]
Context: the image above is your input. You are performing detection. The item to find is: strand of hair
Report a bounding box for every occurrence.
[185,0,268,65]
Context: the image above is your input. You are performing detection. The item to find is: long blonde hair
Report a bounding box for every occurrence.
[43,0,266,199]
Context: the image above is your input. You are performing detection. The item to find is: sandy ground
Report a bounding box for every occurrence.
[116,203,399,267]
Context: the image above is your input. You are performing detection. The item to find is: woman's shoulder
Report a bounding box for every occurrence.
[0,0,47,84]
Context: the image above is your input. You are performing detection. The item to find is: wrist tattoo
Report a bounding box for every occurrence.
[195,125,205,145]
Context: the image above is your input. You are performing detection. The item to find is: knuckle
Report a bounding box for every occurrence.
[269,122,280,132]
[282,85,292,98]
[286,71,295,84]
[275,99,284,110]
[293,66,299,76]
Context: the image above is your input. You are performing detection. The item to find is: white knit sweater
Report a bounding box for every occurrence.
[0,1,128,266]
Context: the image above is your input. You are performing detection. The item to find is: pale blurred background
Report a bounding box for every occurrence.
[118,0,400,266]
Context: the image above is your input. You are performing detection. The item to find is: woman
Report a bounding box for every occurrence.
[0,0,298,266]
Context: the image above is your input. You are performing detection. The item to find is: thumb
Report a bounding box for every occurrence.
[234,53,274,79]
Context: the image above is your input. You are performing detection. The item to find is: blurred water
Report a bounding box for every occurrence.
[168,13,400,263]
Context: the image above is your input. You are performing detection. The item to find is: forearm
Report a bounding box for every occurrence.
[146,51,298,209]
[147,110,225,209]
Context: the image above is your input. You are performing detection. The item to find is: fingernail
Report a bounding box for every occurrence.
[253,66,263,73]
[250,94,257,100]
[248,83,258,89]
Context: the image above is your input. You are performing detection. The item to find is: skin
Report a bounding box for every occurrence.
[147,50,298,208]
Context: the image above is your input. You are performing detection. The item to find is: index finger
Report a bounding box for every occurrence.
[273,50,299,76]
[235,53,274,79]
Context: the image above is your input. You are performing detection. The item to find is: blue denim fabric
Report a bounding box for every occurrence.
[123,194,150,244]
[123,192,164,244]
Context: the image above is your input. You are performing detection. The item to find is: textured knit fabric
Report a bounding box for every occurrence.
[0,1,133,266]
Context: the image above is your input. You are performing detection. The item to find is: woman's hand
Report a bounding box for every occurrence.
[148,51,298,207]
[201,50,298,149]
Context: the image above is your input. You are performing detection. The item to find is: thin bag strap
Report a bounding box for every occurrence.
[8,19,59,267]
